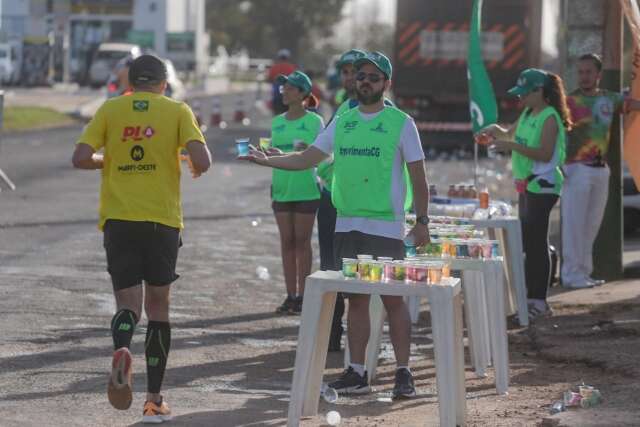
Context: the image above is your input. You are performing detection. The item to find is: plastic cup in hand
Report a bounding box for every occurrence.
[259,137,271,151]
[235,138,250,157]
[474,132,492,145]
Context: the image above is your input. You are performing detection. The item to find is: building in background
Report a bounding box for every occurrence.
[131,0,208,76]
[0,0,208,85]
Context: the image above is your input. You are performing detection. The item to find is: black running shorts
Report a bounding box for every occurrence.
[103,219,181,291]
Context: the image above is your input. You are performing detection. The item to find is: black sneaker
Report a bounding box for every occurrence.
[275,296,295,314]
[328,366,370,394]
[291,296,303,314]
[392,368,416,399]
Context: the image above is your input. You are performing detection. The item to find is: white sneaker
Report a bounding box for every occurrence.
[586,277,605,286]
[562,280,595,289]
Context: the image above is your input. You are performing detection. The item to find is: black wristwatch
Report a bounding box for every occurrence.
[416,215,430,226]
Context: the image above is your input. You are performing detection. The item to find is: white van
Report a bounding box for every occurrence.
[88,42,141,87]
[0,41,22,85]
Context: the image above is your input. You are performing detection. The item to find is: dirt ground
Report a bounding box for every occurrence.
[1,124,639,426]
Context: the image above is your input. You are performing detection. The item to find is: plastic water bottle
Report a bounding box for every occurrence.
[404,235,417,257]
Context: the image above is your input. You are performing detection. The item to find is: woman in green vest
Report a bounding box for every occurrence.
[269,71,324,314]
[477,68,572,320]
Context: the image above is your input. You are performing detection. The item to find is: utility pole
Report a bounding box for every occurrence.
[562,0,624,280]
[593,0,624,280]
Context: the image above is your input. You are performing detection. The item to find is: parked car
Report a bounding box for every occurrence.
[89,43,141,87]
[106,56,184,101]
[0,40,22,85]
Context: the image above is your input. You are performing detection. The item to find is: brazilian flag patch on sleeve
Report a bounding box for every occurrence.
[133,100,149,112]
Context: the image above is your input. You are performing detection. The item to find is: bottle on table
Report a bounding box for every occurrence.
[429,184,437,200]
[468,185,478,199]
[474,188,490,220]
[447,184,457,198]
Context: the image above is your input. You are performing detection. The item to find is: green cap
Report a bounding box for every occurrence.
[336,49,366,69]
[276,70,312,94]
[507,68,549,97]
[354,51,392,79]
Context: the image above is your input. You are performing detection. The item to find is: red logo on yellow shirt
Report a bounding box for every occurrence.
[121,126,155,142]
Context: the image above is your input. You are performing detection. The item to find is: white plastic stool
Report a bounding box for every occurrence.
[287,271,466,427]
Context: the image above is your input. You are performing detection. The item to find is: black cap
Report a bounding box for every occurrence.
[129,54,167,86]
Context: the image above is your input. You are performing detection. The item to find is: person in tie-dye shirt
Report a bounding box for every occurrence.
[561,53,640,289]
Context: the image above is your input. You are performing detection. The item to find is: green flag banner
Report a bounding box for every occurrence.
[467,0,498,133]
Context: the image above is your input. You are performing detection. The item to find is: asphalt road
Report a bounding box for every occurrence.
[3,120,629,426]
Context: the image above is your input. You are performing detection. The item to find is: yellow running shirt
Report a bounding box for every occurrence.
[77,92,205,230]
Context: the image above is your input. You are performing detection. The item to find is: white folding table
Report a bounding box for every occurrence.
[287,271,466,427]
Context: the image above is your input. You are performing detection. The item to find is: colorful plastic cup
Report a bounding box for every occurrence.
[369,261,383,282]
[414,264,428,283]
[455,240,469,258]
[442,262,451,278]
[481,241,493,258]
[342,258,358,279]
[491,242,501,257]
[405,263,417,283]
[383,262,395,282]
[393,261,406,281]
[235,138,250,157]
[259,137,271,151]
[468,241,482,259]
[358,260,372,281]
[428,264,444,285]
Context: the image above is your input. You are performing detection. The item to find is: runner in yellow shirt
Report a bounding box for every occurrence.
[71,54,211,423]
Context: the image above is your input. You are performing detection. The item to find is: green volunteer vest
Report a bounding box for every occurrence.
[332,106,410,220]
[334,99,352,118]
[271,112,323,202]
[317,159,334,190]
[512,106,566,195]
[331,98,413,209]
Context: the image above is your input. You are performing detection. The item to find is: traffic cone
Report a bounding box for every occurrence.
[210,96,222,127]
[233,97,246,123]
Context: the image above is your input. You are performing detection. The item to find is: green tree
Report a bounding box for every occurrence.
[206,0,347,62]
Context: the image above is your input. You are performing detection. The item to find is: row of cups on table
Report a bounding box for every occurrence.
[406,215,472,227]
[342,255,451,285]
[417,239,501,259]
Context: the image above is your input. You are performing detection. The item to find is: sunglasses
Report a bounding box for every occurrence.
[356,72,384,83]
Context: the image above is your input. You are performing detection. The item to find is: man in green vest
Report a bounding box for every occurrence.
[242,51,430,399]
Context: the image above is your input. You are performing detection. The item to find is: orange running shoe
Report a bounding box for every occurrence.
[142,398,172,424]
[108,347,133,410]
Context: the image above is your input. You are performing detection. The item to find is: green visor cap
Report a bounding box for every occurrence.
[354,51,392,79]
[337,49,366,69]
[507,68,549,96]
[276,70,312,94]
